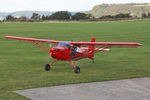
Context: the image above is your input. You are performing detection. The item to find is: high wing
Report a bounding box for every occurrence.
[5,36,60,43]
[5,36,63,52]
[70,38,142,53]
[5,36,142,47]
[5,36,143,53]
[70,42,143,47]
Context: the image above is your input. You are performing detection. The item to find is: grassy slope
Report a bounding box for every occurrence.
[88,3,150,18]
[0,20,150,100]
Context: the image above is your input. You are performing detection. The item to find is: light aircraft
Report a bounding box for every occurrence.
[5,36,143,73]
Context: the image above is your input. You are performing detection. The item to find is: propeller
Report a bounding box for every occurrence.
[48,42,53,48]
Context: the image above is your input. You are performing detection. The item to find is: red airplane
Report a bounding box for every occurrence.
[5,36,143,73]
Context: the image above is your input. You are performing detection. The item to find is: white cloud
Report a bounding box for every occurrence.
[0,0,150,12]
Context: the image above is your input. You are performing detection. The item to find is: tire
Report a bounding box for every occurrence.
[74,66,80,73]
[45,64,50,71]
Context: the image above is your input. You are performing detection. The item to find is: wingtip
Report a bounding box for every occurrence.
[5,36,10,38]
[138,43,143,46]
[5,36,17,39]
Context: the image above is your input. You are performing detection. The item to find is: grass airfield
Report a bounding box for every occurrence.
[0,20,150,100]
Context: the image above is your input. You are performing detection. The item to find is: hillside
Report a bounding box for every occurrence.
[87,3,150,18]
[10,11,54,18]
[0,11,77,19]
[0,11,53,19]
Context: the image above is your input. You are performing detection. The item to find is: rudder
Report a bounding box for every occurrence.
[88,38,96,61]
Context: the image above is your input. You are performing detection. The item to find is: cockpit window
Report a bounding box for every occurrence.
[57,42,70,49]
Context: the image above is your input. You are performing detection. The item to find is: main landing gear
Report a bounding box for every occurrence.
[74,66,80,73]
[45,60,80,73]
[68,60,80,73]
[45,60,57,71]
[45,64,50,71]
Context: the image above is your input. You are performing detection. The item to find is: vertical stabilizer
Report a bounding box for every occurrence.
[88,38,96,61]
[88,38,95,51]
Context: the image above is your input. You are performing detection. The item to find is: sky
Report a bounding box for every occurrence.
[0,0,150,12]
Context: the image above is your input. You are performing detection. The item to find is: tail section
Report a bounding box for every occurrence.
[88,38,95,51]
[88,38,96,61]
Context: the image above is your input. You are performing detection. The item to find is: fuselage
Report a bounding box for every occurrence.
[49,42,87,61]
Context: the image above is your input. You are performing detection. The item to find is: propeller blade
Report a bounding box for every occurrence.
[49,43,53,48]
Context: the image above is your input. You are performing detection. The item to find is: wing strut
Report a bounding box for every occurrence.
[28,41,49,52]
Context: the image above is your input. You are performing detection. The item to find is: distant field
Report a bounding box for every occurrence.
[0,20,150,100]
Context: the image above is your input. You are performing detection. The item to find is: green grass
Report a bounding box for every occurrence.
[0,20,150,100]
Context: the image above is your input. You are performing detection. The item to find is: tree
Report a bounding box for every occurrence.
[99,13,132,19]
[41,15,46,20]
[114,13,131,18]
[49,11,71,20]
[86,14,92,19]
[147,13,150,17]
[99,15,114,19]
[142,13,147,18]
[31,13,40,20]
[72,13,89,20]
[6,15,15,21]
[19,16,28,20]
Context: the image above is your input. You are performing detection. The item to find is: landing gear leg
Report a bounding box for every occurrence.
[92,58,95,63]
[68,60,80,73]
[89,58,95,63]
[45,60,57,71]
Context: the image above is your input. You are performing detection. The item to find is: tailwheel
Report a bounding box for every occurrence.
[74,66,80,73]
[45,64,50,71]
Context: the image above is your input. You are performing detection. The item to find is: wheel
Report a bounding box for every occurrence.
[45,64,50,71]
[74,66,80,73]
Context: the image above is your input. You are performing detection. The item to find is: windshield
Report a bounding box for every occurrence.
[57,42,70,49]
